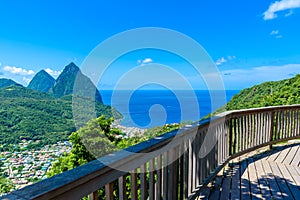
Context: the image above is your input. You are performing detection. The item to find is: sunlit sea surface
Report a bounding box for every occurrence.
[100,90,239,128]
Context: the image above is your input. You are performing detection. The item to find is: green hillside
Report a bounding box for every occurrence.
[223,74,300,111]
[27,70,55,92]
[50,62,103,103]
[0,78,17,88]
[0,85,121,150]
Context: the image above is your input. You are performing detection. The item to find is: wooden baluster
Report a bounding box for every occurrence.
[140,164,147,200]
[156,154,162,200]
[130,170,138,200]
[105,183,114,200]
[118,175,127,200]
[149,159,155,200]
[89,190,99,200]
[269,111,275,149]
[163,151,169,200]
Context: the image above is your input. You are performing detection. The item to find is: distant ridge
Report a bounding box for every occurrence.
[221,74,300,111]
[0,78,17,89]
[28,70,55,92]
[0,84,121,147]
[51,62,103,103]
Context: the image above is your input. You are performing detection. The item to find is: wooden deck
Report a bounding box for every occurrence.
[198,141,300,200]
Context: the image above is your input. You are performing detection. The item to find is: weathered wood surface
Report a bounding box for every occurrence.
[2,105,300,200]
[200,141,300,200]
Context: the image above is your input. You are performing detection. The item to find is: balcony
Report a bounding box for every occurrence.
[2,105,300,200]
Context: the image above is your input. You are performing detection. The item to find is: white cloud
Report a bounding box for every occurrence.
[137,58,153,66]
[270,30,279,35]
[23,77,31,84]
[270,30,283,38]
[3,65,35,76]
[216,57,227,66]
[45,68,61,77]
[216,56,236,66]
[263,0,300,20]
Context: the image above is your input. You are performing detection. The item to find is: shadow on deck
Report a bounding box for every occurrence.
[199,141,300,200]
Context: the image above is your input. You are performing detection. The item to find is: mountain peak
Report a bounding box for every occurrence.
[51,63,103,103]
[0,78,17,89]
[28,70,55,93]
[63,62,80,73]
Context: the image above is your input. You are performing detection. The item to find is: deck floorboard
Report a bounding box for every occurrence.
[197,141,300,200]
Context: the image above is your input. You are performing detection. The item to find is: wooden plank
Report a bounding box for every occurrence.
[219,168,231,200]
[267,148,281,162]
[240,159,251,200]
[105,183,114,200]
[238,117,243,151]
[275,145,292,164]
[179,143,185,200]
[140,164,147,200]
[247,158,261,200]
[277,163,300,199]
[149,159,155,200]
[245,115,249,150]
[130,170,138,200]
[294,164,300,175]
[290,145,300,166]
[287,165,300,186]
[89,190,99,200]
[262,161,283,199]
[255,160,272,200]
[269,162,294,199]
[118,176,127,200]
[183,141,189,199]
[163,151,168,200]
[230,160,241,200]
[283,145,299,165]
[168,147,179,200]
[208,174,222,200]
[156,155,162,200]
[229,119,233,155]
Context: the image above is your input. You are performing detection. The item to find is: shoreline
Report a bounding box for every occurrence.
[112,121,147,138]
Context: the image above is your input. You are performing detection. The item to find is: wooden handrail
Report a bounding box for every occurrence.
[3,105,300,200]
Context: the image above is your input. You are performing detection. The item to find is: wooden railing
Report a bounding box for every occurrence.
[3,105,300,200]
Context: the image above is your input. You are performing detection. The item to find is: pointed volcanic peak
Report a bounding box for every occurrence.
[51,62,103,103]
[27,70,55,93]
[0,78,17,89]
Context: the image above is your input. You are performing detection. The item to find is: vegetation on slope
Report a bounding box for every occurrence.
[50,62,103,103]
[216,74,300,113]
[0,85,121,150]
[27,70,55,93]
[0,79,17,89]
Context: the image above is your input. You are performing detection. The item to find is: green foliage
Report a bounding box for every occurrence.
[47,116,122,176]
[0,78,17,89]
[0,177,14,194]
[47,119,183,199]
[213,74,300,114]
[0,85,122,149]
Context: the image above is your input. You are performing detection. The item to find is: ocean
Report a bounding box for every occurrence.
[100,90,239,128]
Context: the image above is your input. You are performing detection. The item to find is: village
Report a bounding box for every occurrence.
[0,140,71,190]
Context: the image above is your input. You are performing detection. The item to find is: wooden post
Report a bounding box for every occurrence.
[269,111,275,149]
[228,118,233,156]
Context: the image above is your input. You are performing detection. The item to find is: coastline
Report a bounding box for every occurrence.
[112,121,147,138]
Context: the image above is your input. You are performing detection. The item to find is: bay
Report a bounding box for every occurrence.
[100,90,239,128]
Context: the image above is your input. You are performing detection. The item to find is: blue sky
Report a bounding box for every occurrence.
[0,0,300,89]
